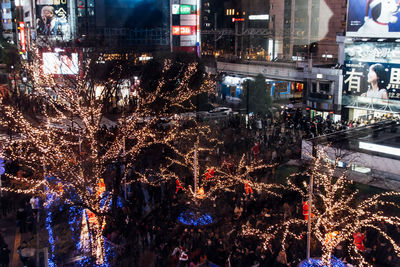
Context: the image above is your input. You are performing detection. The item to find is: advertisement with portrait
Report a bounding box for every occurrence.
[346,0,400,38]
[36,0,71,40]
[343,42,400,113]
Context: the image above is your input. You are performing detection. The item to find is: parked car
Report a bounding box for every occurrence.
[208,107,232,115]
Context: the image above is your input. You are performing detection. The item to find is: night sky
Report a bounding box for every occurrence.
[105,0,166,28]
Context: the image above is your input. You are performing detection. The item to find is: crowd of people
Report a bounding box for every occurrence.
[94,110,400,267]
[2,97,400,266]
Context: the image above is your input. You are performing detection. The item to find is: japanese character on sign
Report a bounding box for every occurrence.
[344,68,363,93]
[388,68,400,89]
[55,8,67,19]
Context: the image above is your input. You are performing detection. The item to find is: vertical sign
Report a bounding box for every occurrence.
[19,22,26,53]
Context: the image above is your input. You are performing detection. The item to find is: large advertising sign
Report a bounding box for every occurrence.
[171,0,200,54]
[43,52,79,75]
[172,4,196,15]
[346,0,400,38]
[18,22,26,53]
[180,35,196,46]
[36,0,71,40]
[343,42,400,112]
[172,26,196,35]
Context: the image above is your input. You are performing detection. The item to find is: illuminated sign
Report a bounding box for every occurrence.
[171,0,199,51]
[172,4,180,14]
[249,14,269,20]
[180,35,196,46]
[342,42,400,112]
[43,52,79,75]
[180,0,196,5]
[180,14,197,26]
[172,4,195,15]
[346,0,400,38]
[36,0,71,41]
[18,22,26,53]
[180,5,191,15]
[359,142,400,157]
[232,18,245,22]
[172,26,196,35]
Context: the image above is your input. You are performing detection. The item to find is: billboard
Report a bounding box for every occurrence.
[180,14,197,26]
[172,4,196,15]
[342,42,400,112]
[18,22,26,52]
[346,0,400,38]
[43,52,79,75]
[180,35,196,46]
[172,26,196,36]
[171,0,199,54]
[36,0,71,40]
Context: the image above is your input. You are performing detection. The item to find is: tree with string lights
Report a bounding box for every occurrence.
[0,48,215,264]
[242,149,400,266]
[141,120,283,224]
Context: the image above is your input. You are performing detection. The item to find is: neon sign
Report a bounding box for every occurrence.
[172,26,195,35]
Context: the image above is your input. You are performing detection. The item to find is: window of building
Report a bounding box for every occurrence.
[88,8,95,16]
[320,82,331,94]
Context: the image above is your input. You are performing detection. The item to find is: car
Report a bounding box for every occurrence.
[208,107,232,115]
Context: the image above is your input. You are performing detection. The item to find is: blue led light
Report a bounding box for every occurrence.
[105,195,123,209]
[300,256,346,267]
[45,193,56,267]
[177,210,213,226]
[0,158,5,175]
[44,178,119,266]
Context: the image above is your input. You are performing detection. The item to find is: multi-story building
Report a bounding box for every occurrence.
[201,0,272,58]
[270,0,347,62]
[1,0,16,41]
[3,0,171,49]
[92,0,170,47]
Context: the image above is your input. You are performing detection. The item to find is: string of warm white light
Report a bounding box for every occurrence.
[241,148,400,266]
[0,45,216,264]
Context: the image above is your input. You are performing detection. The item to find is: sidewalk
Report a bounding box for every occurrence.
[0,209,47,267]
[0,211,22,267]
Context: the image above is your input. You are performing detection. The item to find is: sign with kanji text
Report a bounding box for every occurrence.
[172,26,196,36]
[343,42,400,112]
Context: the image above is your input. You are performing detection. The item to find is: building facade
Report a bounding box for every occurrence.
[2,0,171,49]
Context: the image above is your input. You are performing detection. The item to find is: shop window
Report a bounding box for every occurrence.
[320,82,330,94]
[312,82,318,93]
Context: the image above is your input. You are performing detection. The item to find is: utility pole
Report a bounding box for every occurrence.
[193,138,198,197]
[214,13,217,51]
[123,135,126,200]
[234,22,238,57]
[241,22,244,58]
[169,0,173,53]
[307,141,317,260]
[246,82,250,128]
[306,173,313,260]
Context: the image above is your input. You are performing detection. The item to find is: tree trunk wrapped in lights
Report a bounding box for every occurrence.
[0,48,215,264]
[242,148,400,266]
